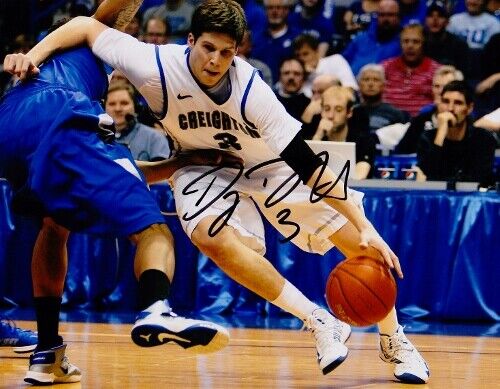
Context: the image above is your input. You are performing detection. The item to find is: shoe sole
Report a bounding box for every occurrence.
[13,344,37,354]
[24,371,81,385]
[394,372,428,384]
[322,350,349,375]
[131,323,229,354]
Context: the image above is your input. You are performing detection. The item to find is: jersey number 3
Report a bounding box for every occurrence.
[214,133,242,150]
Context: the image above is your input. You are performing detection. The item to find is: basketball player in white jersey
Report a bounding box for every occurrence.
[10,0,429,383]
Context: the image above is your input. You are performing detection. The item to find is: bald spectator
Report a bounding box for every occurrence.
[301,75,341,138]
[142,17,170,44]
[382,23,440,116]
[293,34,358,97]
[342,0,402,75]
[142,0,195,44]
[275,58,311,121]
[301,74,369,141]
[424,1,470,77]
[314,86,377,179]
[357,64,410,134]
[251,0,300,83]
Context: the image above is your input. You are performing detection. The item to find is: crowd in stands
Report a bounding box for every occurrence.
[0,0,498,184]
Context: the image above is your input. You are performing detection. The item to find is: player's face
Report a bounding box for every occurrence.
[438,91,472,126]
[105,89,135,130]
[188,32,238,88]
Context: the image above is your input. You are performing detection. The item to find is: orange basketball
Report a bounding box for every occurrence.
[326,256,397,327]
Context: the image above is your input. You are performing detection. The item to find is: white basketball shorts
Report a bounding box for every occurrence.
[170,161,364,255]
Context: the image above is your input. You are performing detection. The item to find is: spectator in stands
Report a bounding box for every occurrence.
[105,81,171,161]
[313,86,377,179]
[357,64,410,134]
[396,65,463,153]
[274,58,311,121]
[424,0,470,77]
[142,16,170,44]
[416,80,496,184]
[288,0,335,58]
[301,74,341,138]
[142,0,195,44]
[382,23,440,116]
[474,32,500,117]
[237,30,273,86]
[420,65,464,113]
[293,33,358,96]
[251,0,300,83]
[342,0,402,75]
[446,0,500,50]
[343,0,380,40]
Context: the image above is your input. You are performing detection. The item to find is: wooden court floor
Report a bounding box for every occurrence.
[1,321,499,388]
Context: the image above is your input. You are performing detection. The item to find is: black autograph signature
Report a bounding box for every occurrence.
[181,151,350,243]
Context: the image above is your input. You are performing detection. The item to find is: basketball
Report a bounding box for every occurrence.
[326,256,397,327]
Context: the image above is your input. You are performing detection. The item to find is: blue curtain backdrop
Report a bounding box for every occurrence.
[0,179,498,321]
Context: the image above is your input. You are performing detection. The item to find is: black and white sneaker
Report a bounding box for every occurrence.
[131,300,229,354]
[24,344,81,385]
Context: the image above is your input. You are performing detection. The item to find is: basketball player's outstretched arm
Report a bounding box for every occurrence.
[137,150,243,184]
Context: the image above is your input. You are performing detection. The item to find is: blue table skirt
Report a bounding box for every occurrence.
[1,180,498,321]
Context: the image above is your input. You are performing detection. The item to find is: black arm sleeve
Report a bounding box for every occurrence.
[280,132,324,184]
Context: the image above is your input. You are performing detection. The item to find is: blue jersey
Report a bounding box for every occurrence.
[0,48,164,236]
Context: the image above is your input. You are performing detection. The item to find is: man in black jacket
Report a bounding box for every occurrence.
[417,81,496,185]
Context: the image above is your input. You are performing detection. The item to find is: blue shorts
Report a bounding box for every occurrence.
[0,85,165,237]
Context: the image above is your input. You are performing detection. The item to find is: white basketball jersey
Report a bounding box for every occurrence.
[154,44,301,167]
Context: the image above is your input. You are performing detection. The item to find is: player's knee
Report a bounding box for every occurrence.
[191,224,234,260]
[130,223,173,245]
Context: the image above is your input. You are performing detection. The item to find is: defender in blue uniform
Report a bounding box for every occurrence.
[1,47,231,385]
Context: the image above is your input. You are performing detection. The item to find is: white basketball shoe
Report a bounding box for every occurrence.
[306,308,351,375]
[379,325,430,384]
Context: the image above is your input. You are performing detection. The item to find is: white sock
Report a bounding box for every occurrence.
[271,280,320,321]
[377,307,399,335]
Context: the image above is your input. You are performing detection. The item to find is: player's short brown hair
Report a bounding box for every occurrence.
[190,0,247,45]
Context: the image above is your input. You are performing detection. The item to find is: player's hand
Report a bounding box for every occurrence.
[359,227,403,279]
[3,53,40,81]
[176,149,243,168]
